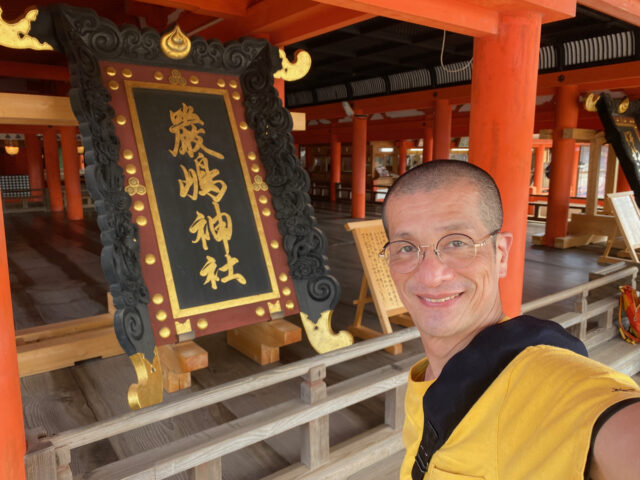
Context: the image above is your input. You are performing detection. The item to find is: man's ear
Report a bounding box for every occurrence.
[496,232,513,278]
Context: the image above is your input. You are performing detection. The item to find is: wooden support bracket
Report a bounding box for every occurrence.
[226,319,302,365]
[157,341,208,393]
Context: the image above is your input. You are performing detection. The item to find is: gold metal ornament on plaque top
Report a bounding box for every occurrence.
[584,93,600,112]
[274,48,311,81]
[0,7,53,51]
[160,24,191,60]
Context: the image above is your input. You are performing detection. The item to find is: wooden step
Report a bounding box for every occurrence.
[589,337,640,377]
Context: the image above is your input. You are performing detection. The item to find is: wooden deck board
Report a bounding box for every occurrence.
[20,369,118,476]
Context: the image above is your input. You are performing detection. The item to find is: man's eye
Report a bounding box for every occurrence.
[443,239,469,249]
[392,243,417,255]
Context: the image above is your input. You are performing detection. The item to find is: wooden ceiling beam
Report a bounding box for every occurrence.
[201,1,372,46]
[136,0,248,17]
[312,0,499,37]
[578,0,640,28]
[294,61,640,121]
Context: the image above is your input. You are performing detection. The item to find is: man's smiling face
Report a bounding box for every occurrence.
[385,182,511,346]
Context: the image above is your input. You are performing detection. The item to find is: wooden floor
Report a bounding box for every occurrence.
[5,201,629,479]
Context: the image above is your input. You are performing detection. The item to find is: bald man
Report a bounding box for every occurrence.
[380,160,640,480]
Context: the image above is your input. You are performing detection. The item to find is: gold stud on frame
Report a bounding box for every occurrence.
[279,273,288,282]
[125,164,137,174]
[239,122,248,130]
[122,68,133,78]
[282,287,291,296]
[123,149,134,160]
[159,327,170,338]
[217,78,226,87]
[251,164,260,173]
[189,75,199,85]
[109,80,119,91]
[116,115,127,125]
[285,301,294,310]
[232,92,241,100]
[154,71,164,81]
[258,195,268,205]
[256,306,266,317]
[248,152,256,160]
[136,216,147,226]
[197,319,208,330]
[133,200,144,211]
[229,80,238,88]
[270,240,279,249]
[156,310,167,321]
[152,294,164,305]
[145,253,156,265]
[262,208,272,217]
[106,66,116,77]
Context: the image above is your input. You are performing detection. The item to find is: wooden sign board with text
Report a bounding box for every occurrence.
[345,219,412,354]
[601,192,640,264]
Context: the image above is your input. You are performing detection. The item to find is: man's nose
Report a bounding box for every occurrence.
[412,247,454,285]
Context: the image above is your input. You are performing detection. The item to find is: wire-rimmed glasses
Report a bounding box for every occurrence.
[379,229,500,273]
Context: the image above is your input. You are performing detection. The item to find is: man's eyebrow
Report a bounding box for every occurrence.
[391,224,471,239]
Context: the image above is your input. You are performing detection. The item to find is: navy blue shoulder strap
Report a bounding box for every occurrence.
[411,315,588,479]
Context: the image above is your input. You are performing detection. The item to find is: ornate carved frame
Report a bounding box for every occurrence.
[30,4,351,407]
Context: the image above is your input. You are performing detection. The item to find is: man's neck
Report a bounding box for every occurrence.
[422,309,506,381]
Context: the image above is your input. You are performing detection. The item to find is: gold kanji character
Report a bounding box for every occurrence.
[169,103,224,159]
[219,253,246,285]
[200,255,220,290]
[178,164,198,200]
[208,211,233,244]
[189,211,211,250]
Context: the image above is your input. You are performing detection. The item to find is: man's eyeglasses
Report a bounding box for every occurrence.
[379,230,501,273]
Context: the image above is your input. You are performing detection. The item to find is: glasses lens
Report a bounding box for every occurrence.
[436,233,476,268]
[385,241,419,273]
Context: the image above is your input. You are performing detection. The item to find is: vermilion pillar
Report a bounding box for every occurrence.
[25,133,44,194]
[423,122,433,163]
[398,140,409,175]
[617,164,632,192]
[60,127,83,220]
[543,84,579,246]
[0,199,27,480]
[330,131,341,203]
[469,12,542,317]
[351,114,368,218]
[533,145,545,194]
[570,144,581,197]
[433,99,452,159]
[43,127,64,212]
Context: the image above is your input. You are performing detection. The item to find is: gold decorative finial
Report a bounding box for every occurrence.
[584,93,600,112]
[160,24,191,60]
[274,48,312,82]
[0,7,53,51]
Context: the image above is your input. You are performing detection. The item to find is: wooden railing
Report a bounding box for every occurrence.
[25,265,638,480]
[1,188,48,212]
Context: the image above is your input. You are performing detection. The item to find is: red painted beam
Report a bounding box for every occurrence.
[579,0,640,27]
[136,0,248,17]
[313,0,498,37]
[0,61,69,82]
[198,0,372,45]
